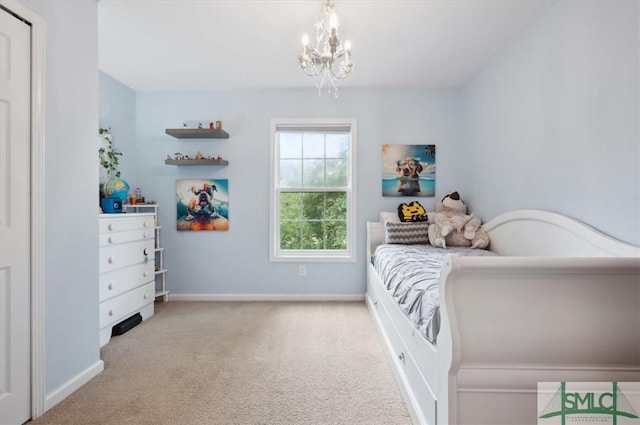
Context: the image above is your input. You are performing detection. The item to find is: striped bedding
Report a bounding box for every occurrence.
[372,244,497,344]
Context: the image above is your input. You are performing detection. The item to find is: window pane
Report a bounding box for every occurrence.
[272,119,354,260]
[279,133,302,159]
[280,191,347,250]
[280,221,301,249]
[325,133,348,158]
[302,133,325,158]
[280,192,302,220]
[325,221,347,249]
[325,192,346,220]
[302,192,324,220]
[302,159,325,187]
[302,221,324,249]
[325,159,347,187]
[279,159,302,187]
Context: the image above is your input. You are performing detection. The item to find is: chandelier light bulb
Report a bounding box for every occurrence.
[329,12,338,30]
[302,34,309,46]
[344,40,351,52]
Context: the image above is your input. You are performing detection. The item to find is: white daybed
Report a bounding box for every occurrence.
[366,209,640,425]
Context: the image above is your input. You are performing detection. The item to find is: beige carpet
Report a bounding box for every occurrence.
[30,301,411,425]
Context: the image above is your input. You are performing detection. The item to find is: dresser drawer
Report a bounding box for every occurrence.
[100,281,155,329]
[99,228,155,247]
[99,262,154,302]
[99,215,155,234]
[99,239,154,273]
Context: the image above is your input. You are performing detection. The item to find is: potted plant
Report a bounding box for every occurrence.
[99,127,122,180]
[99,128,129,202]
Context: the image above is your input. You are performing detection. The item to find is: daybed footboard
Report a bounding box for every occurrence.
[437,254,640,425]
[366,211,640,425]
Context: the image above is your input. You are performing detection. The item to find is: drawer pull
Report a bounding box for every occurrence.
[108,309,113,317]
[144,294,148,300]
[143,272,149,277]
[144,232,151,238]
[398,352,405,362]
[373,300,378,306]
[108,224,114,231]
[108,256,115,264]
[108,237,113,244]
[107,283,113,291]
[143,248,149,255]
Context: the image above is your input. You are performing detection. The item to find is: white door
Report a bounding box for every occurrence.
[0,7,32,425]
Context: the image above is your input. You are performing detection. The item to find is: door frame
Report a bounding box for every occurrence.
[0,0,45,419]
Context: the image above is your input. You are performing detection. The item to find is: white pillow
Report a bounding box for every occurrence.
[380,211,400,224]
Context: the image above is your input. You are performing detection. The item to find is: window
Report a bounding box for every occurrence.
[270,118,356,262]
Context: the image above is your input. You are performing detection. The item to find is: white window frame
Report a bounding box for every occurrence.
[269,117,357,263]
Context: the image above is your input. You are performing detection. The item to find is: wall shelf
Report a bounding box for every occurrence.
[165,128,229,139]
[165,159,229,166]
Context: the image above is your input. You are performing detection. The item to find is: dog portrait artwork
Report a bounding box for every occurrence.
[382,144,436,197]
[186,183,217,220]
[176,179,229,231]
[395,157,423,196]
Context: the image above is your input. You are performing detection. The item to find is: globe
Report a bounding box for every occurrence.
[104,177,130,202]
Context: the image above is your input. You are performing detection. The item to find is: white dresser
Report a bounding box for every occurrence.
[99,213,156,347]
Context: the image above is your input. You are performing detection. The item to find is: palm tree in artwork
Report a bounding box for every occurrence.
[425,145,436,159]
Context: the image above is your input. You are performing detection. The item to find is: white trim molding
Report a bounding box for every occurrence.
[169,293,365,302]
[0,0,46,419]
[43,361,104,413]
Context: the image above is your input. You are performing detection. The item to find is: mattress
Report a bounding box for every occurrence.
[373,244,497,344]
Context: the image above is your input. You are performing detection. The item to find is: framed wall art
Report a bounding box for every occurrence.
[382,144,436,197]
[176,179,229,231]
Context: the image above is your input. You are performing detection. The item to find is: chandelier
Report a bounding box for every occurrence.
[298,0,353,97]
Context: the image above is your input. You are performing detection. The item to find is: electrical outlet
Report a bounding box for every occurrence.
[299,265,306,277]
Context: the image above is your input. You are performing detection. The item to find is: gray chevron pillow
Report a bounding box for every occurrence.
[384,221,430,245]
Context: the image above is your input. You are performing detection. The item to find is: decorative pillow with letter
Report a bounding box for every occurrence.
[397,201,429,222]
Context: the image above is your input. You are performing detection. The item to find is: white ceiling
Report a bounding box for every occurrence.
[98,0,557,92]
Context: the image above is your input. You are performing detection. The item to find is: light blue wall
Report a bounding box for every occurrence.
[101,0,640,303]
[20,0,101,394]
[132,89,461,295]
[460,0,639,245]
[99,71,138,183]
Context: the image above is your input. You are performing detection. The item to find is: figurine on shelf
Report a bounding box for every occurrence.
[215,121,222,130]
[209,122,214,129]
[195,151,204,160]
[216,155,223,160]
[197,123,203,129]
[174,152,184,160]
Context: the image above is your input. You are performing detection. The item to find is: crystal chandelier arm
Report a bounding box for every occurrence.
[300,60,327,77]
[328,60,352,79]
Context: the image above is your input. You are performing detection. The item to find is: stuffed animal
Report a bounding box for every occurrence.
[427,191,490,249]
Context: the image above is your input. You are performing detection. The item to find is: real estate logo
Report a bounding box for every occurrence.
[538,382,640,425]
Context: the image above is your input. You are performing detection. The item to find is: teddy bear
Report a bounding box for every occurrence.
[427,191,490,249]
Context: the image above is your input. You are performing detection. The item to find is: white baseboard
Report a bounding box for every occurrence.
[44,360,104,413]
[168,293,365,302]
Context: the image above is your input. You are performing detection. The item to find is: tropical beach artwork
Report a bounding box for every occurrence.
[382,144,436,197]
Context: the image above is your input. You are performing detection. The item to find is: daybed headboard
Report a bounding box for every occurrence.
[368,210,640,258]
[484,210,639,257]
